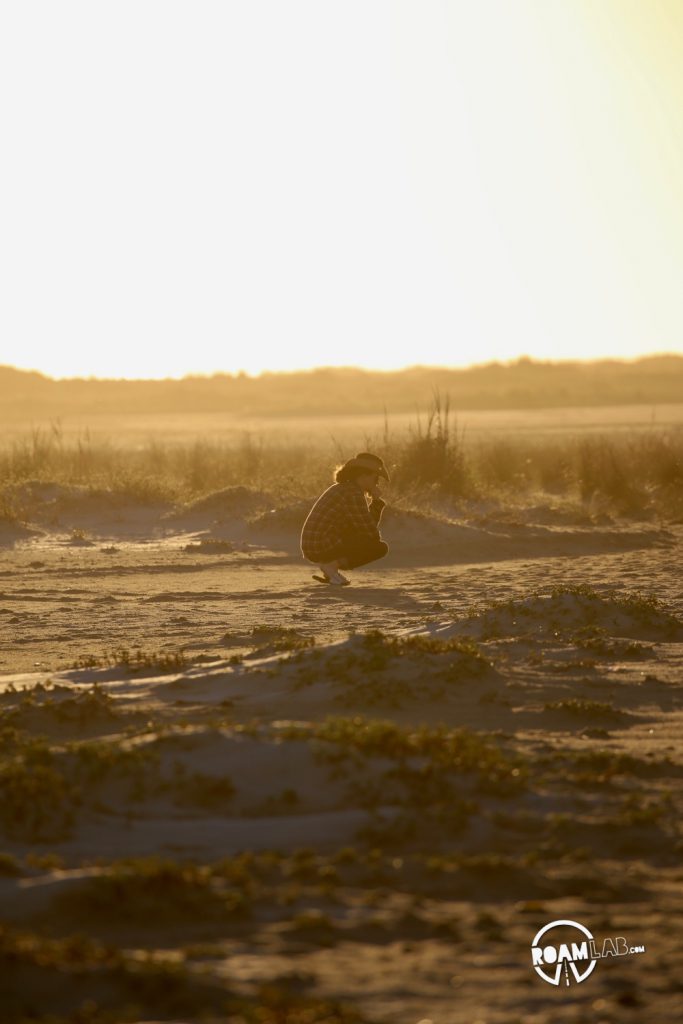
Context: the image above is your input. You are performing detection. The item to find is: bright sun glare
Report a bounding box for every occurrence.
[1,0,682,378]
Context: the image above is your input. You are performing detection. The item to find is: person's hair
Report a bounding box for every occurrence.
[334,453,383,485]
[334,463,364,484]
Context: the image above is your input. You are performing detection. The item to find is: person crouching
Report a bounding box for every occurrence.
[300,452,390,585]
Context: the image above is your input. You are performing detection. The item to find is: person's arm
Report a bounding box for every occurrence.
[366,481,386,525]
[345,487,382,539]
[368,495,386,525]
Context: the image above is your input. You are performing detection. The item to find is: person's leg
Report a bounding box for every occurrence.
[310,541,349,584]
[338,537,389,570]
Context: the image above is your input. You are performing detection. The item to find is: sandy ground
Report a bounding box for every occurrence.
[1,489,682,1023]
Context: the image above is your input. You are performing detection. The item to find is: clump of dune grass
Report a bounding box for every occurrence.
[282,715,527,796]
[461,584,682,641]
[615,791,673,827]
[0,727,242,842]
[1,919,372,1024]
[287,908,337,946]
[389,390,471,498]
[543,698,623,718]
[0,851,23,876]
[272,715,525,844]
[288,628,492,708]
[1,684,119,731]
[0,729,82,842]
[182,538,234,553]
[72,647,189,674]
[246,624,315,654]
[0,492,23,525]
[551,583,667,617]
[552,748,682,785]
[55,856,249,924]
[572,628,651,658]
[0,760,78,842]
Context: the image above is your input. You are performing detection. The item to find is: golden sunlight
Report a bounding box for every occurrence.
[1,0,681,379]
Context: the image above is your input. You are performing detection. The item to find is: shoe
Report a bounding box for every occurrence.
[315,565,350,586]
[327,570,350,586]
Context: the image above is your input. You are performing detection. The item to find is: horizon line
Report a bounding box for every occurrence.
[3,351,683,384]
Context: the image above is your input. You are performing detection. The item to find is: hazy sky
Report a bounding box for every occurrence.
[2,0,682,379]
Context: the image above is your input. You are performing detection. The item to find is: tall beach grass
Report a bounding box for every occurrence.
[1,396,682,520]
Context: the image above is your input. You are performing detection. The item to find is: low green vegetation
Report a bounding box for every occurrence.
[0,918,371,1023]
[55,857,249,924]
[289,629,492,708]
[72,647,190,673]
[543,698,622,718]
[1,684,119,729]
[0,851,23,876]
[0,726,239,842]
[555,748,682,784]
[182,538,234,553]
[0,733,80,841]
[459,584,682,643]
[283,715,527,805]
[249,625,316,653]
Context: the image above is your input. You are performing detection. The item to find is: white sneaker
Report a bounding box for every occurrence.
[318,563,350,586]
[327,570,350,586]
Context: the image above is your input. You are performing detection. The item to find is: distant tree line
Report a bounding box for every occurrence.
[1,355,682,419]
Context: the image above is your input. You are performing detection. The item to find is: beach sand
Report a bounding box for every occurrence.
[1,489,681,1022]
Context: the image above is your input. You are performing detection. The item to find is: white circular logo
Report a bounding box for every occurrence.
[531,919,598,986]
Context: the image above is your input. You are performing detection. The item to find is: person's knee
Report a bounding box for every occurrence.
[342,537,389,569]
[359,539,388,566]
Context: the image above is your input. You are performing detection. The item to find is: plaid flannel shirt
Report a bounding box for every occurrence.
[300,481,386,561]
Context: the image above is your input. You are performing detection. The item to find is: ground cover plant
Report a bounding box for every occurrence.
[286,628,495,708]
[0,918,374,1024]
[71,648,191,674]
